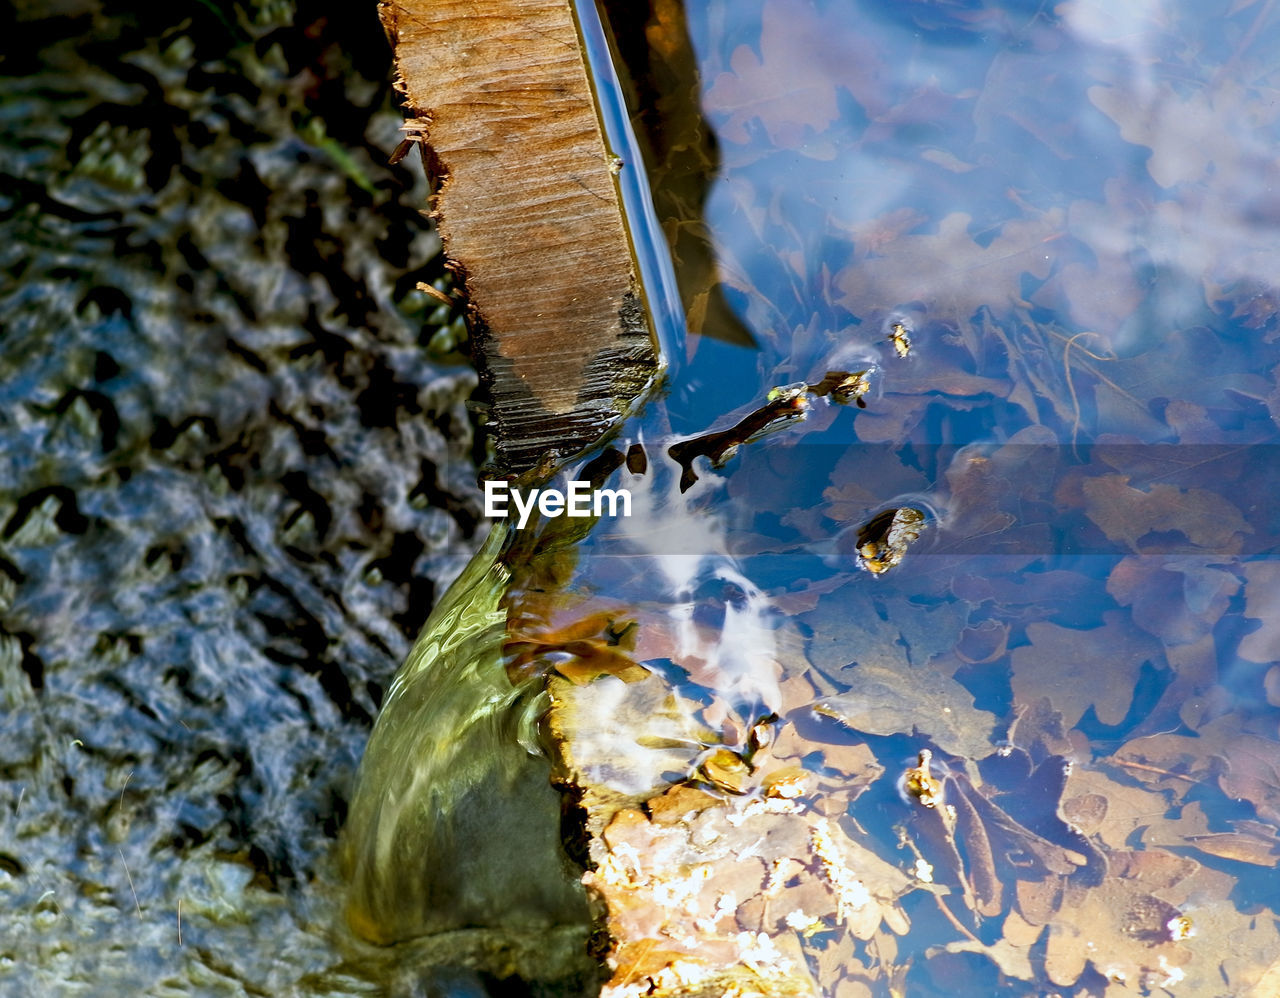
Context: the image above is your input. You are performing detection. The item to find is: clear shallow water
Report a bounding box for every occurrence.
[14,0,1278,993]
[0,2,481,993]
[490,0,1280,994]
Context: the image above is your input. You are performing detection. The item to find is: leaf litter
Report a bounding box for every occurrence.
[525,0,1280,992]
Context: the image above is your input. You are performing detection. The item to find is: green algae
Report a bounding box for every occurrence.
[340,521,597,989]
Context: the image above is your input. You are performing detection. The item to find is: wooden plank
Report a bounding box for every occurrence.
[380,0,658,473]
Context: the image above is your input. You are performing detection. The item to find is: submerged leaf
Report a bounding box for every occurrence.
[803,582,971,680]
[1062,765,1173,852]
[815,662,997,762]
[1187,828,1280,868]
[506,609,648,685]
[906,749,1100,923]
[855,507,926,575]
[1219,734,1280,827]
[936,938,1034,982]
[553,645,650,686]
[954,619,1009,664]
[1107,556,1238,646]
[1238,561,1280,663]
[702,0,885,148]
[835,210,1064,332]
[1035,851,1196,990]
[1081,474,1250,553]
[1010,610,1162,728]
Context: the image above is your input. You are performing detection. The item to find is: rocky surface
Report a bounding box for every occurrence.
[0,2,481,992]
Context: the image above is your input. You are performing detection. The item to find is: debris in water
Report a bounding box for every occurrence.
[807,369,872,407]
[888,320,912,357]
[856,506,926,574]
[698,748,753,795]
[901,749,945,809]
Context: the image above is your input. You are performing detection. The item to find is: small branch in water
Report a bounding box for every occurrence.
[932,890,981,944]
[1059,330,1113,458]
[668,372,869,492]
[119,849,141,919]
[615,937,658,992]
[1111,759,1199,784]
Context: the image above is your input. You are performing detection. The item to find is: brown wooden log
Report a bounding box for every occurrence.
[379,0,659,474]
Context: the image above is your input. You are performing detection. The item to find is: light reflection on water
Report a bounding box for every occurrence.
[518,0,1280,993]
[0,2,483,994]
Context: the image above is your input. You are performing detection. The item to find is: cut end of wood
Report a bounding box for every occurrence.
[382,0,660,474]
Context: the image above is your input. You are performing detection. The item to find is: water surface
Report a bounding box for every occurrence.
[0,2,480,992]
[520,1,1280,993]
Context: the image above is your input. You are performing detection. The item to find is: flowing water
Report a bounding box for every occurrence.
[0,2,481,993]
[343,0,1280,992]
[10,0,1280,995]
[472,1,1280,994]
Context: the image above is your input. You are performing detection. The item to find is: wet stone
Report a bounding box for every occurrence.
[0,2,481,993]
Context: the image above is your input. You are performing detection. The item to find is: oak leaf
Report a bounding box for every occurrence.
[1081,474,1249,553]
[1062,765,1173,851]
[815,662,997,763]
[1038,852,1195,989]
[1238,561,1280,663]
[1106,556,1238,646]
[702,0,883,149]
[835,210,1063,329]
[1219,734,1280,826]
[1010,610,1162,728]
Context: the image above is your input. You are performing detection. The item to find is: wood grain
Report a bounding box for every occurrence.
[381,0,658,473]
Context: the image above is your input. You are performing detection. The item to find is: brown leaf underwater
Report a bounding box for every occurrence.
[504,0,1280,992]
